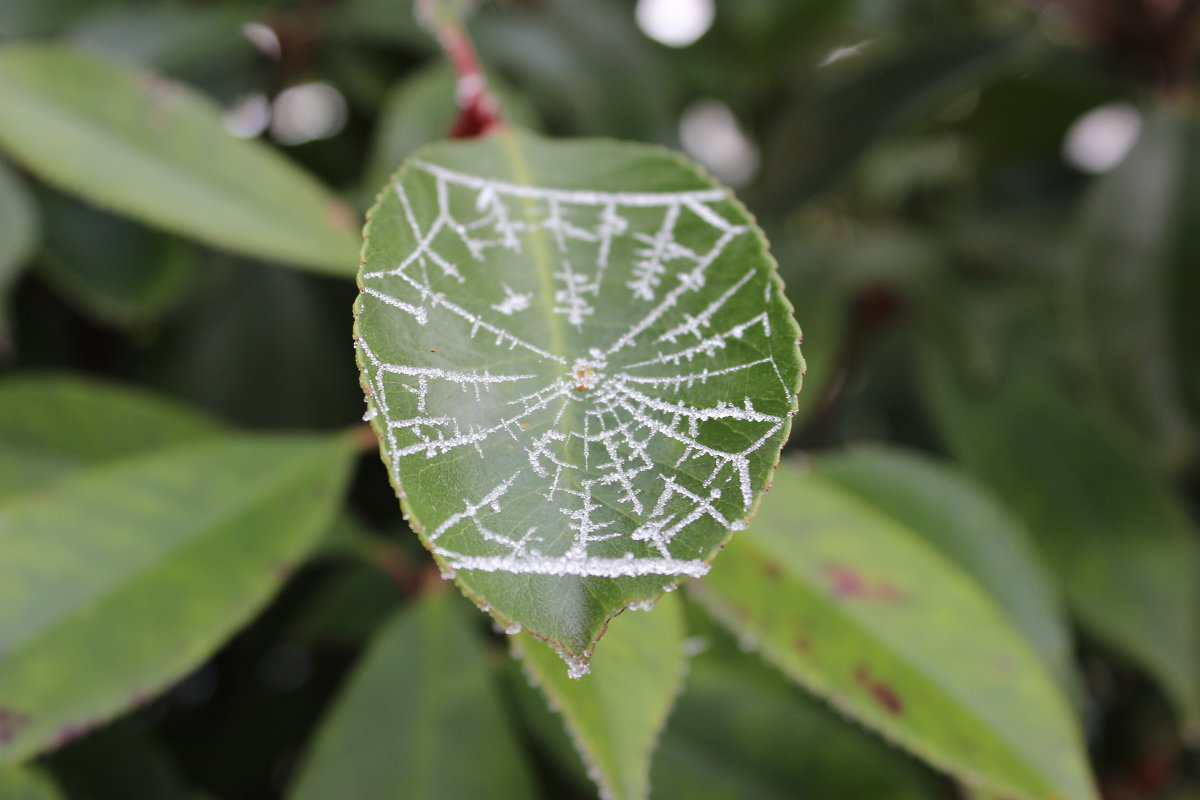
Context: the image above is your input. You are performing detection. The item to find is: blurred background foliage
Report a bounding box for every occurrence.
[2,0,1200,797]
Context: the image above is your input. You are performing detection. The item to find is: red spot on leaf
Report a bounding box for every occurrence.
[762,561,784,580]
[793,635,812,654]
[853,665,904,716]
[824,564,904,602]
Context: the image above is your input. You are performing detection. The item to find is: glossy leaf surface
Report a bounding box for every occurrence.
[693,461,1096,800]
[0,45,358,274]
[291,590,537,800]
[355,128,802,669]
[0,433,356,763]
[514,592,686,800]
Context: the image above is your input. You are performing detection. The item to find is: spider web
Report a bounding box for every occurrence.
[358,160,795,579]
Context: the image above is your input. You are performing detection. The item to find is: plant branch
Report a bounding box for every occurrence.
[415,0,503,138]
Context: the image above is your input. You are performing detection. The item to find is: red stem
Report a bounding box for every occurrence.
[417,0,503,138]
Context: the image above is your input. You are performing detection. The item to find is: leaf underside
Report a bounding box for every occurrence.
[354,128,803,671]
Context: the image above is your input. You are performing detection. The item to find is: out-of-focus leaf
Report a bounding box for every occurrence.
[1065,102,1196,469]
[0,373,221,501]
[812,447,1074,682]
[514,592,687,800]
[64,5,249,73]
[147,262,361,429]
[360,62,538,202]
[0,159,37,303]
[692,461,1096,800]
[0,0,123,40]
[44,721,186,800]
[0,765,64,800]
[290,590,537,800]
[0,433,356,763]
[476,0,675,141]
[0,45,359,274]
[1171,113,1200,426]
[290,564,403,646]
[327,0,437,49]
[920,353,1200,728]
[652,608,938,800]
[757,33,1032,209]
[356,128,802,668]
[36,191,197,327]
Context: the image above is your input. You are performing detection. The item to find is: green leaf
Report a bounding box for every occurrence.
[653,609,939,800]
[0,433,356,763]
[36,190,197,326]
[1065,101,1196,469]
[757,33,1031,208]
[0,373,222,501]
[513,591,687,800]
[355,128,803,669]
[691,460,1097,800]
[0,765,64,800]
[921,358,1200,727]
[0,44,359,274]
[812,447,1074,683]
[290,590,538,800]
[361,63,538,203]
[0,158,37,301]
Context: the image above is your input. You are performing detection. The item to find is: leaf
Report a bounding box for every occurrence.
[36,190,197,326]
[811,447,1074,683]
[756,33,1032,209]
[290,590,538,800]
[0,44,359,275]
[920,356,1200,727]
[1064,101,1196,469]
[691,460,1097,800]
[0,373,222,501]
[513,591,687,800]
[0,765,64,800]
[360,62,538,203]
[0,432,356,763]
[355,128,803,669]
[652,608,939,800]
[0,158,37,301]
[1170,112,1200,426]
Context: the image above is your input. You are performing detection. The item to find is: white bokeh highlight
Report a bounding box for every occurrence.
[1063,103,1142,174]
[635,0,715,47]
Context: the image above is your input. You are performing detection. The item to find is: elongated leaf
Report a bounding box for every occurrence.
[0,433,356,763]
[921,359,1200,726]
[757,33,1032,208]
[1065,102,1196,469]
[0,374,221,500]
[0,766,64,800]
[0,159,37,298]
[0,45,358,274]
[812,447,1074,682]
[653,610,938,800]
[692,461,1096,800]
[514,592,686,800]
[1171,112,1200,426]
[291,590,537,800]
[355,128,803,669]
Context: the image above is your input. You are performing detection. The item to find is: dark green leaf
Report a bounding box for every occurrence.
[692,460,1096,800]
[920,356,1200,727]
[290,590,538,800]
[514,592,687,800]
[0,433,356,763]
[0,158,37,304]
[0,45,359,274]
[355,128,803,668]
[36,190,197,326]
[757,33,1032,208]
[1064,102,1196,469]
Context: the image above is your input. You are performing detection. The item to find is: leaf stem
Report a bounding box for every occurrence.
[415,0,503,138]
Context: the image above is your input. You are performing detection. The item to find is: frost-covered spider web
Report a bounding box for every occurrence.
[357,159,796,580]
